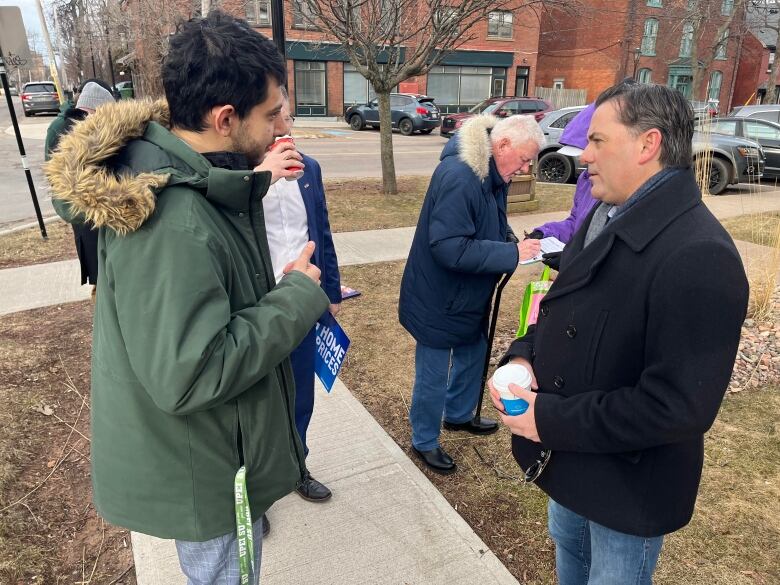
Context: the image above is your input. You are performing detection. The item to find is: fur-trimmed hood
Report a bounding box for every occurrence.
[44,99,173,235]
[440,114,499,181]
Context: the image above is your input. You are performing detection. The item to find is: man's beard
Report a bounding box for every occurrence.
[231,122,267,168]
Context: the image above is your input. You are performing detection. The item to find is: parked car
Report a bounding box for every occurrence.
[20,81,59,116]
[346,93,440,135]
[536,105,587,183]
[439,96,553,137]
[728,104,780,124]
[693,132,764,194]
[703,117,780,178]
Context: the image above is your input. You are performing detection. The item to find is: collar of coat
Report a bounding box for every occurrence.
[457,114,500,181]
[43,99,269,235]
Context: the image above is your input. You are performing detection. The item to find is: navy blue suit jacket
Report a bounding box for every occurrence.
[297,154,341,305]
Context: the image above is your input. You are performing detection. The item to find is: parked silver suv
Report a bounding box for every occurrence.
[729,104,780,124]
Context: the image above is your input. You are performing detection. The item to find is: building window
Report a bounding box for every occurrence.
[642,19,658,56]
[515,66,530,96]
[294,61,326,114]
[708,71,723,101]
[245,0,270,25]
[343,63,398,107]
[638,68,652,84]
[715,28,729,60]
[553,78,565,89]
[647,0,662,6]
[434,7,458,30]
[427,65,492,108]
[680,22,694,58]
[721,0,734,15]
[293,0,319,29]
[487,11,513,39]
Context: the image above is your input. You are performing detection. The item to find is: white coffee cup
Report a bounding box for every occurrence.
[492,363,532,415]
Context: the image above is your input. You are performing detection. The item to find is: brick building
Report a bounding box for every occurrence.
[536,0,743,110]
[223,0,541,117]
[731,31,770,107]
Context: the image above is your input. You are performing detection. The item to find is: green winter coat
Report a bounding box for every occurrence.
[44,99,330,541]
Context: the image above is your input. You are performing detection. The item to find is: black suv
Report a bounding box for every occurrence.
[345,93,441,135]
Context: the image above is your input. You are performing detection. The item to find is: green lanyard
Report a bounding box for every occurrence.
[234,466,255,584]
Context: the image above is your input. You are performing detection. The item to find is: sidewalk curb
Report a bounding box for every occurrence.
[0,214,61,236]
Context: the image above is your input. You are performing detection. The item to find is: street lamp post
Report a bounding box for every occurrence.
[633,47,642,80]
[271,0,286,60]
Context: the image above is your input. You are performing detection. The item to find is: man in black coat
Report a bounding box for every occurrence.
[489,82,749,583]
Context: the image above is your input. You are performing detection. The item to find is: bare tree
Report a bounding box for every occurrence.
[297,0,572,194]
[677,0,749,101]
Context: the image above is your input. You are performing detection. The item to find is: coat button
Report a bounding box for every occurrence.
[243,175,251,182]
[553,375,565,389]
[255,273,261,279]
[238,212,245,217]
[566,325,577,338]
[541,305,549,317]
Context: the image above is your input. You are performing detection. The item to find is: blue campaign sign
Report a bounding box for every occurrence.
[314,313,350,393]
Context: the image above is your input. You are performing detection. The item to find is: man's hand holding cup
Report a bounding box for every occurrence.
[255,138,304,184]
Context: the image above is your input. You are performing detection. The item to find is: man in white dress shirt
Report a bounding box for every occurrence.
[263,91,342,515]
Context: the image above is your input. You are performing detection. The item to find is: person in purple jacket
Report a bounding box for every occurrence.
[527,104,597,269]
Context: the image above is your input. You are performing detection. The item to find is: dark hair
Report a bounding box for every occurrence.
[162,10,287,131]
[595,81,693,167]
[78,78,113,94]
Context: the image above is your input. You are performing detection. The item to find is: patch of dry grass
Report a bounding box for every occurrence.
[337,259,780,585]
[0,220,75,270]
[721,212,780,247]
[325,178,576,233]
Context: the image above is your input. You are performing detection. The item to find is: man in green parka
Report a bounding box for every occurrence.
[44,11,326,584]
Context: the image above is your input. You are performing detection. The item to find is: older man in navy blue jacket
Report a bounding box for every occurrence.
[399,114,545,474]
[263,95,341,513]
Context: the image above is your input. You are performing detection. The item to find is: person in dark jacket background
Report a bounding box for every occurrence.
[45,79,115,292]
[489,82,749,584]
[399,114,545,474]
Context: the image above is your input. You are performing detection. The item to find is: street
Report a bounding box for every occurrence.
[0,95,449,229]
[0,95,52,230]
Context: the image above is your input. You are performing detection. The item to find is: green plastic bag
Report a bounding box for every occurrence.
[516,266,552,338]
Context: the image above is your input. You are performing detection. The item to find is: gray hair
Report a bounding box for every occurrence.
[595,82,693,167]
[491,115,545,151]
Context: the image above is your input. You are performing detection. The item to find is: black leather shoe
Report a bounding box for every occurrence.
[296,472,332,502]
[443,417,499,436]
[412,446,457,475]
[262,513,270,538]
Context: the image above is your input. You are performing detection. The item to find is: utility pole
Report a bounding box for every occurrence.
[271,0,285,59]
[34,0,65,103]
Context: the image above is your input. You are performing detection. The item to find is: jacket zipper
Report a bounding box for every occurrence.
[247,184,307,483]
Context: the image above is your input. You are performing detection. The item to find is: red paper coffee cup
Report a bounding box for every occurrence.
[272,135,303,172]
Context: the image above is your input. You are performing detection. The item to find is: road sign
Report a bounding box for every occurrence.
[0,7,32,63]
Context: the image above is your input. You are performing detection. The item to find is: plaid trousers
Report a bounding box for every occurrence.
[175,517,264,585]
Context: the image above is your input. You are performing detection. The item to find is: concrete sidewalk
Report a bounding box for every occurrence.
[3,194,780,315]
[133,379,518,585]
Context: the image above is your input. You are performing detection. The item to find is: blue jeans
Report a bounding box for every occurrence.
[548,499,664,585]
[409,337,487,451]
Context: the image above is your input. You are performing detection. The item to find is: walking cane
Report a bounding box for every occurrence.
[472,272,513,423]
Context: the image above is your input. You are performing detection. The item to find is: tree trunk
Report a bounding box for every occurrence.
[690,24,703,100]
[377,91,398,195]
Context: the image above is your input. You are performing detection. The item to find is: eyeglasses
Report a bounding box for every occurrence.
[524,449,552,483]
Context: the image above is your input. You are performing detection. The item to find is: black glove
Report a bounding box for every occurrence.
[506,226,520,244]
[525,229,544,240]
[541,252,562,271]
